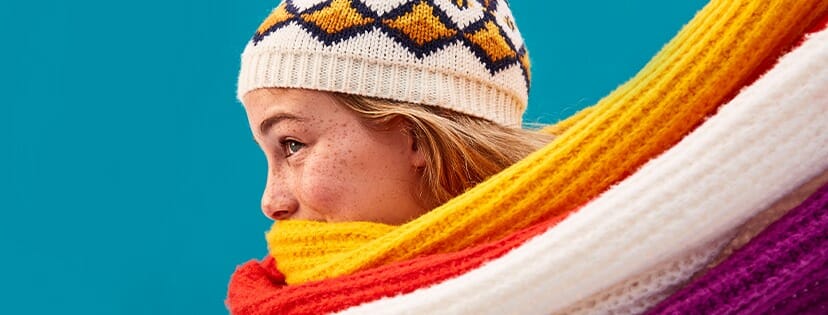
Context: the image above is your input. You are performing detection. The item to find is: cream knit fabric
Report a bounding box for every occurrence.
[560,237,731,315]
[237,0,530,127]
[563,172,828,315]
[335,26,828,315]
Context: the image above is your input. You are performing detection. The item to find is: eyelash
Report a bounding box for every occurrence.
[279,138,305,158]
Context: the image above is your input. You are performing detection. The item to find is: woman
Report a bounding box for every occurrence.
[229,0,828,314]
[238,0,552,225]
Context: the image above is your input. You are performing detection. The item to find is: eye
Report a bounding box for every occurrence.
[280,139,305,157]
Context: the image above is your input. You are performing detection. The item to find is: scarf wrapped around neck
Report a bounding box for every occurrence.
[227,1,828,314]
[645,182,828,314]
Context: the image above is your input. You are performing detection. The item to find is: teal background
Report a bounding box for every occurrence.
[1,1,706,314]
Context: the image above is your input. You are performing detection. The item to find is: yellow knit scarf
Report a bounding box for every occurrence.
[265,0,828,285]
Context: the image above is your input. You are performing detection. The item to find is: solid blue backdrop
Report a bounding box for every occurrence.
[1,1,705,314]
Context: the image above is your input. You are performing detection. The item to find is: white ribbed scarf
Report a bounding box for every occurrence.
[336,26,828,315]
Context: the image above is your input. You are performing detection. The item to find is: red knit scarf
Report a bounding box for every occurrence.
[225,10,828,315]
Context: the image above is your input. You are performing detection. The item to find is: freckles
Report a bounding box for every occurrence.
[302,148,354,212]
[301,162,338,209]
[330,148,351,182]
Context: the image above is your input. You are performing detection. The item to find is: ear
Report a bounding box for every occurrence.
[402,122,426,169]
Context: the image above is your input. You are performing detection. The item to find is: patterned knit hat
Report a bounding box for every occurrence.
[237,0,531,127]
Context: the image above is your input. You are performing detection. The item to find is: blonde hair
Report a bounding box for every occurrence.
[333,93,554,209]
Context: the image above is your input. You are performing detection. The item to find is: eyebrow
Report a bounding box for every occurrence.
[258,113,306,135]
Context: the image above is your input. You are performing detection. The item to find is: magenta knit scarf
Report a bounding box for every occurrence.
[648,182,828,314]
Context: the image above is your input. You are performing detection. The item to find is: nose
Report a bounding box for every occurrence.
[261,174,298,221]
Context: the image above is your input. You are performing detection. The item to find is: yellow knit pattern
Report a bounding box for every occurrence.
[382,1,458,45]
[300,0,375,34]
[464,20,518,62]
[244,0,532,127]
[267,0,828,285]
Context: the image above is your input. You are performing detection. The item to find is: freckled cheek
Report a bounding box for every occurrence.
[297,158,353,214]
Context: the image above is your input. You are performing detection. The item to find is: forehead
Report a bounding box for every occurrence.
[242,88,360,134]
[244,88,325,110]
[244,88,350,118]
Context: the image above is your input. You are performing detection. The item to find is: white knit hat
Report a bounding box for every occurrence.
[237,0,530,127]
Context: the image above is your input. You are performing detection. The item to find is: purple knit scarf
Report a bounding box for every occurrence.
[648,183,828,314]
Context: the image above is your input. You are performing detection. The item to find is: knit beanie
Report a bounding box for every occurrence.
[236,0,531,127]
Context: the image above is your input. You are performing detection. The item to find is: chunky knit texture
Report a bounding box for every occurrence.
[560,172,828,314]
[647,183,828,315]
[333,22,828,315]
[226,4,828,315]
[700,170,828,275]
[265,0,828,286]
[559,237,731,314]
[228,13,828,314]
[237,0,530,127]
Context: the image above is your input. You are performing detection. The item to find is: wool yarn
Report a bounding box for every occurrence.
[266,0,828,286]
[560,170,828,314]
[227,22,828,310]
[226,1,828,314]
[333,21,828,315]
[237,0,530,127]
[647,183,828,315]
[701,169,828,274]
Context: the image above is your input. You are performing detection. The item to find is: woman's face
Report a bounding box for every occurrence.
[242,88,428,225]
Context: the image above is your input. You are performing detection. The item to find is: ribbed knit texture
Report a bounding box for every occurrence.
[700,170,828,274]
[559,172,828,314]
[561,171,828,315]
[226,7,828,315]
[334,24,828,315]
[558,237,732,315]
[647,183,828,315]
[263,0,828,285]
[237,0,531,127]
[766,274,828,315]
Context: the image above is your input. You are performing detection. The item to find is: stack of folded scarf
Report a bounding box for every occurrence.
[227,1,828,314]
